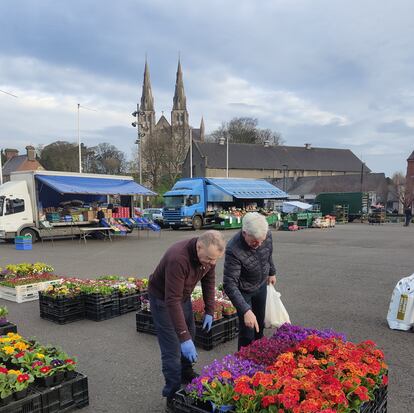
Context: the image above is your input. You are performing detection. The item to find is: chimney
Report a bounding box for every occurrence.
[304,143,312,150]
[5,148,19,161]
[26,145,36,161]
[218,137,225,145]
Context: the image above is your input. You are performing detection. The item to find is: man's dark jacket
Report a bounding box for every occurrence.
[223,230,276,315]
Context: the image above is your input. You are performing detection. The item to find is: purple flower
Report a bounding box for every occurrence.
[272,323,345,342]
[186,354,264,398]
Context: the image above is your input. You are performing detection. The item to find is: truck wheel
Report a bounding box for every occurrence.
[192,216,203,230]
[19,228,38,242]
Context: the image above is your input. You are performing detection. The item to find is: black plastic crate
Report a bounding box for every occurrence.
[194,316,237,351]
[32,372,89,413]
[173,389,211,413]
[0,322,17,335]
[136,311,156,335]
[119,293,141,314]
[223,315,239,341]
[173,386,388,413]
[0,391,42,413]
[39,294,84,316]
[39,294,85,324]
[40,310,86,325]
[361,385,387,413]
[84,293,120,321]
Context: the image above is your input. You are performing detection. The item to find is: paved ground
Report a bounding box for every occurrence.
[0,224,413,412]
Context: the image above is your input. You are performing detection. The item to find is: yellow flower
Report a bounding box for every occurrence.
[36,353,45,359]
[14,342,29,351]
[8,369,22,375]
[2,346,15,355]
[7,333,21,340]
[0,338,11,343]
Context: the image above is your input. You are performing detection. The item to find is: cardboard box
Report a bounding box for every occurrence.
[83,211,96,221]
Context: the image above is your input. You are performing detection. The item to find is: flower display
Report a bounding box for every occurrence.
[185,324,387,413]
[0,364,34,399]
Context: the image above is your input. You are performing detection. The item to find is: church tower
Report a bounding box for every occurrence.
[171,59,189,128]
[139,59,156,135]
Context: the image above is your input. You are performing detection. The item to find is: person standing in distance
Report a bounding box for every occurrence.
[148,230,225,412]
[223,212,277,350]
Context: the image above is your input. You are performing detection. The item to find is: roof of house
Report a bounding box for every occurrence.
[194,142,370,173]
[270,173,386,195]
[2,155,27,176]
[2,155,44,177]
[408,150,414,161]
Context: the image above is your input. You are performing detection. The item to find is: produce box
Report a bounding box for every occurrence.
[82,211,96,221]
[0,279,62,303]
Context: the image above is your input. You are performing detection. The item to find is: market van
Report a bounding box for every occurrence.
[0,170,154,242]
[163,177,287,230]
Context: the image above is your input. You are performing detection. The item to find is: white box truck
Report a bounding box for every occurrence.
[0,170,155,242]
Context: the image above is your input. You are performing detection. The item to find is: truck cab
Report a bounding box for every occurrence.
[0,180,35,240]
[163,178,206,229]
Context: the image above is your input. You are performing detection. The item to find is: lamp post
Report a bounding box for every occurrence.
[226,131,229,178]
[77,103,97,173]
[0,89,18,184]
[282,164,288,192]
[189,127,193,178]
[132,108,146,210]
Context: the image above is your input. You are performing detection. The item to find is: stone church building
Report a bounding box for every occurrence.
[137,60,204,188]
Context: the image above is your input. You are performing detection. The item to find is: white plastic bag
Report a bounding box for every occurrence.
[264,285,290,328]
[387,273,414,331]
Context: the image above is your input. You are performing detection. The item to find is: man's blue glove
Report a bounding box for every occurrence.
[181,339,198,363]
[202,314,213,332]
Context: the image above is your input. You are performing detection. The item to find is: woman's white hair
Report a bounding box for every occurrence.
[242,212,269,239]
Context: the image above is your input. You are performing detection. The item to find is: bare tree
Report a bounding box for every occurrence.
[207,117,283,145]
[391,172,406,213]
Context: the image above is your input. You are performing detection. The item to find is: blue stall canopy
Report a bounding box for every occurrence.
[36,175,156,196]
[207,178,287,199]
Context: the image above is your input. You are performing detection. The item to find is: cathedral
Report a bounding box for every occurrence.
[137,59,205,154]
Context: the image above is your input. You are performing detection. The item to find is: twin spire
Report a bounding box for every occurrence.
[140,58,187,112]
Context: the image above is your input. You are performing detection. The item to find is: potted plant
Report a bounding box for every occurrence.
[192,298,205,323]
[222,302,236,318]
[0,306,9,326]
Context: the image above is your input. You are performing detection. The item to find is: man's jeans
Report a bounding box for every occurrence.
[237,282,267,350]
[149,294,195,399]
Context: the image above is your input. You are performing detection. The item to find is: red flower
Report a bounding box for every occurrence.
[15,351,25,358]
[354,385,370,402]
[40,366,51,373]
[0,367,8,374]
[382,375,388,386]
[17,374,29,383]
[65,359,76,365]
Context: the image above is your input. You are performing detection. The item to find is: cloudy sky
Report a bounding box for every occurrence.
[1,0,413,177]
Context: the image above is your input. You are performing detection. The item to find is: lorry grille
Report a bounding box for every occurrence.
[163,209,181,223]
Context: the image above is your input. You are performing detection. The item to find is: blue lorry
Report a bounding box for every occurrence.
[163,177,287,230]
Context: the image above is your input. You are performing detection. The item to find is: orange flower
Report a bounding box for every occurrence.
[219,370,232,379]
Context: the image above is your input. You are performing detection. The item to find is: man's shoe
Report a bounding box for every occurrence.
[165,396,175,413]
[181,368,199,384]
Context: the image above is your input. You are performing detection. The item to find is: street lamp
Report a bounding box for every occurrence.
[0,89,18,184]
[132,108,146,210]
[77,103,97,173]
[282,164,288,192]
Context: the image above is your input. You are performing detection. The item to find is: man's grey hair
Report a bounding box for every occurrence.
[198,230,225,252]
[242,212,269,239]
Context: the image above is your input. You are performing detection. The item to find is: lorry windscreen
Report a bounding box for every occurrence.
[164,196,184,208]
[0,196,4,216]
